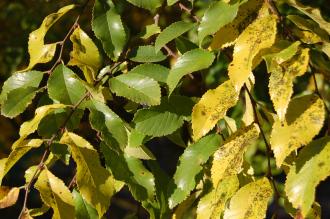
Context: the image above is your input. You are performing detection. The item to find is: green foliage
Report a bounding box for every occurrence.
[1,0,330,218]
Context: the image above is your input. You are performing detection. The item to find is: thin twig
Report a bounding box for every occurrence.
[178,3,200,23]
[68,174,77,189]
[164,45,178,59]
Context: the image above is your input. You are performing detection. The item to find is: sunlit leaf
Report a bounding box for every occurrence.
[167,0,179,6]
[0,187,20,208]
[224,178,273,219]
[242,90,254,126]
[35,168,75,219]
[128,63,169,83]
[129,45,167,63]
[73,189,98,219]
[192,80,239,141]
[270,95,325,167]
[140,24,161,39]
[126,0,163,12]
[68,27,101,84]
[292,27,323,44]
[60,132,115,217]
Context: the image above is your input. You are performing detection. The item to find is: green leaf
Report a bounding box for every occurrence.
[140,24,161,39]
[211,124,259,186]
[0,187,20,209]
[285,137,330,217]
[0,71,44,105]
[20,5,75,71]
[68,27,101,84]
[1,87,40,118]
[167,48,215,93]
[109,73,161,106]
[73,189,98,219]
[192,80,239,141]
[19,104,66,137]
[155,21,195,52]
[270,95,325,167]
[129,45,167,63]
[126,0,163,12]
[198,1,241,44]
[168,134,222,209]
[35,168,75,219]
[224,178,273,219]
[125,130,156,160]
[0,138,43,184]
[92,0,126,60]
[175,36,198,54]
[196,176,239,219]
[128,63,169,83]
[60,132,115,217]
[133,95,195,137]
[167,0,179,6]
[47,64,87,105]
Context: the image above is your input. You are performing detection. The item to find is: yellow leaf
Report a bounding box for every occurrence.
[35,168,74,219]
[60,132,115,217]
[172,192,199,219]
[196,176,239,219]
[211,124,259,186]
[268,48,309,120]
[68,27,101,84]
[0,187,20,208]
[228,15,277,90]
[292,28,323,44]
[210,0,264,49]
[20,5,75,71]
[19,104,66,137]
[270,95,325,167]
[224,178,273,219]
[192,80,239,141]
[242,90,254,126]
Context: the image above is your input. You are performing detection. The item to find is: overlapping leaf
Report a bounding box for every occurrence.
[126,0,163,12]
[73,189,98,219]
[0,187,20,208]
[129,45,167,63]
[129,63,169,83]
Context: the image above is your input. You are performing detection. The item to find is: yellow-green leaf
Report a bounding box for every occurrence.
[270,95,325,167]
[192,80,239,141]
[68,27,101,84]
[228,15,277,90]
[196,176,239,219]
[211,124,259,186]
[242,90,254,126]
[19,104,66,137]
[285,137,330,217]
[0,187,20,208]
[20,5,75,71]
[35,168,74,219]
[224,178,273,219]
[60,132,115,217]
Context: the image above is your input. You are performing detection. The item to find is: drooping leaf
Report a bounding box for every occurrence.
[167,48,215,93]
[198,0,241,44]
[125,130,155,160]
[109,73,161,106]
[155,21,195,52]
[242,90,254,126]
[196,176,239,219]
[140,24,161,39]
[20,5,75,71]
[228,14,277,90]
[92,0,126,60]
[270,95,325,167]
[285,137,330,217]
[211,124,259,186]
[192,80,239,141]
[29,204,50,217]
[291,27,323,44]
[0,138,43,184]
[167,0,179,6]
[73,189,98,219]
[126,0,163,12]
[60,132,115,217]
[19,104,66,137]
[68,27,101,84]
[129,45,167,63]
[128,63,169,83]
[34,168,75,219]
[0,187,20,208]
[224,178,273,219]
[133,95,194,137]
[168,134,222,209]
[47,64,87,105]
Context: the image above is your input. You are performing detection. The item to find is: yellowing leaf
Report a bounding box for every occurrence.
[196,176,239,219]
[0,187,20,208]
[211,124,259,186]
[19,104,66,137]
[242,90,254,126]
[0,138,43,184]
[228,15,277,90]
[224,178,273,219]
[268,48,310,120]
[270,95,325,167]
[20,5,75,71]
[292,28,323,44]
[192,80,239,141]
[68,27,101,84]
[60,132,115,217]
[35,168,74,219]
[285,137,330,217]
